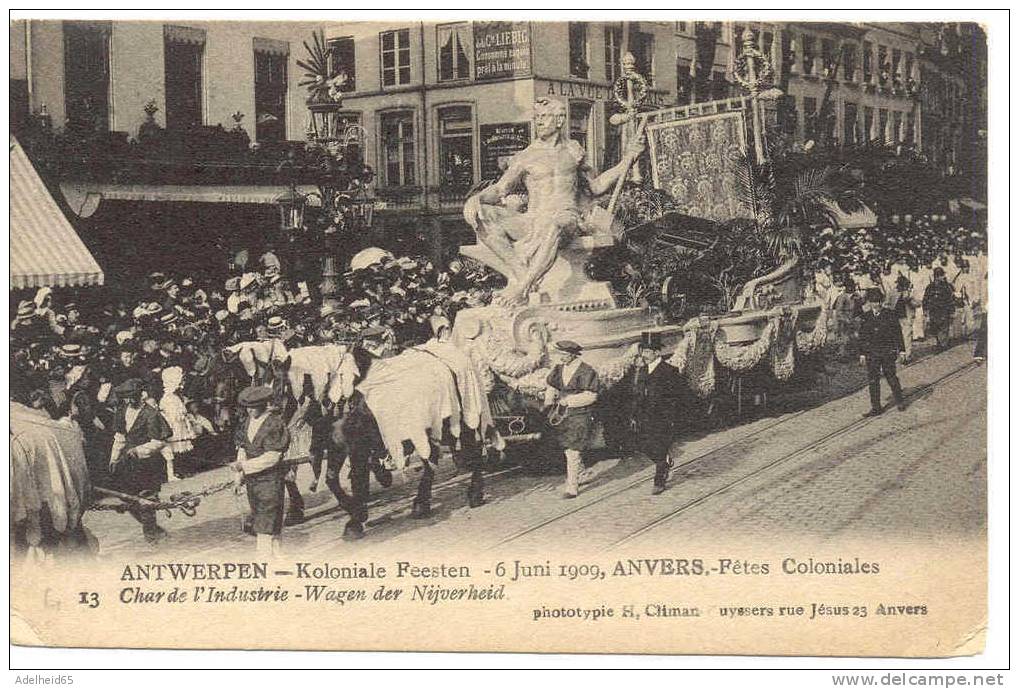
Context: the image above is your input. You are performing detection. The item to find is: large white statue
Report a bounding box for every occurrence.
[463,97,645,305]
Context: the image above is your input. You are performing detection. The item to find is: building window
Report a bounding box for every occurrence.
[862,41,873,82]
[568,22,589,79]
[877,45,888,84]
[843,43,857,82]
[438,106,474,187]
[604,25,622,82]
[892,48,902,81]
[904,51,914,83]
[711,71,728,101]
[678,22,688,34]
[631,31,655,85]
[777,95,798,136]
[843,102,858,145]
[437,23,470,82]
[63,21,111,133]
[253,39,288,142]
[380,29,411,87]
[380,111,416,186]
[905,113,915,144]
[802,35,816,75]
[568,101,592,156]
[164,25,205,131]
[892,111,903,143]
[878,107,889,143]
[821,38,835,76]
[336,112,364,165]
[328,36,356,92]
[604,113,622,168]
[803,96,818,137]
[863,106,874,142]
[732,24,746,56]
[761,31,774,61]
[676,57,693,105]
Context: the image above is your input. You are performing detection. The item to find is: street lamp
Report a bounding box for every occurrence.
[307,96,342,142]
[275,183,307,233]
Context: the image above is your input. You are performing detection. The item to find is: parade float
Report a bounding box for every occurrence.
[453,33,830,423]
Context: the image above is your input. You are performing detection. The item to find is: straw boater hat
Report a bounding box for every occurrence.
[267,315,287,333]
[239,273,259,291]
[58,343,83,359]
[225,276,241,292]
[237,385,274,408]
[14,300,35,322]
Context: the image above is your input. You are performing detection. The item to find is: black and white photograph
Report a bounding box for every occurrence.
[7,10,1003,669]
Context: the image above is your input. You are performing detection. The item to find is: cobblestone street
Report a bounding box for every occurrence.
[83,342,986,558]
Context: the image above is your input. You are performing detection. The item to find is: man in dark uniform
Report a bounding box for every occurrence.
[544,340,602,498]
[923,266,956,351]
[631,332,684,494]
[108,379,174,544]
[233,385,290,557]
[859,288,907,417]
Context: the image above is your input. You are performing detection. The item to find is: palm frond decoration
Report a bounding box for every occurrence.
[297,30,331,93]
[774,165,838,228]
[761,224,803,258]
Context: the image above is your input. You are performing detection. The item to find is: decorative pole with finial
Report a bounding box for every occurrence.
[732,28,774,164]
[609,51,650,183]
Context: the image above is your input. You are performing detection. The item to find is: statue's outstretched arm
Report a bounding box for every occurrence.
[589,125,646,196]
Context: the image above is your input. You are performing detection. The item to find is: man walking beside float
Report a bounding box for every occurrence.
[631,332,684,495]
[544,340,603,499]
[108,379,174,545]
[232,385,290,557]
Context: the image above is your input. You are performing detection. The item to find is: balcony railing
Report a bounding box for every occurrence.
[16,121,346,187]
[373,184,474,214]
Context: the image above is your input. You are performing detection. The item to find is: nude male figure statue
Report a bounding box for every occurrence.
[463,97,645,305]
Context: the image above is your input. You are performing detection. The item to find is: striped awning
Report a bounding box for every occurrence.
[10,137,104,289]
[60,182,322,218]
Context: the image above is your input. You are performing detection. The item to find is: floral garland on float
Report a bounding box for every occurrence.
[467,307,830,401]
[794,305,829,355]
[713,319,777,373]
[769,309,799,382]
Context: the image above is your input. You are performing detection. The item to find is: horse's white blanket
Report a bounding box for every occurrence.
[284,344,359,404]
[10,402,91,536]
[415,339,495,436]
[356,349,462,467]
[224,339,289,379]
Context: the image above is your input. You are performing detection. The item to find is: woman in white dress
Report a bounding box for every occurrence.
[159,366,193,480]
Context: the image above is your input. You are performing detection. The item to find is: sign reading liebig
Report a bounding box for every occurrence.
[474,21,532,80]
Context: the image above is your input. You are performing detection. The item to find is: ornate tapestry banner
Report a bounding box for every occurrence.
[646,110,749,223]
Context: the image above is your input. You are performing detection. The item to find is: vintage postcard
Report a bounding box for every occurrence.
[9,14,991,657]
